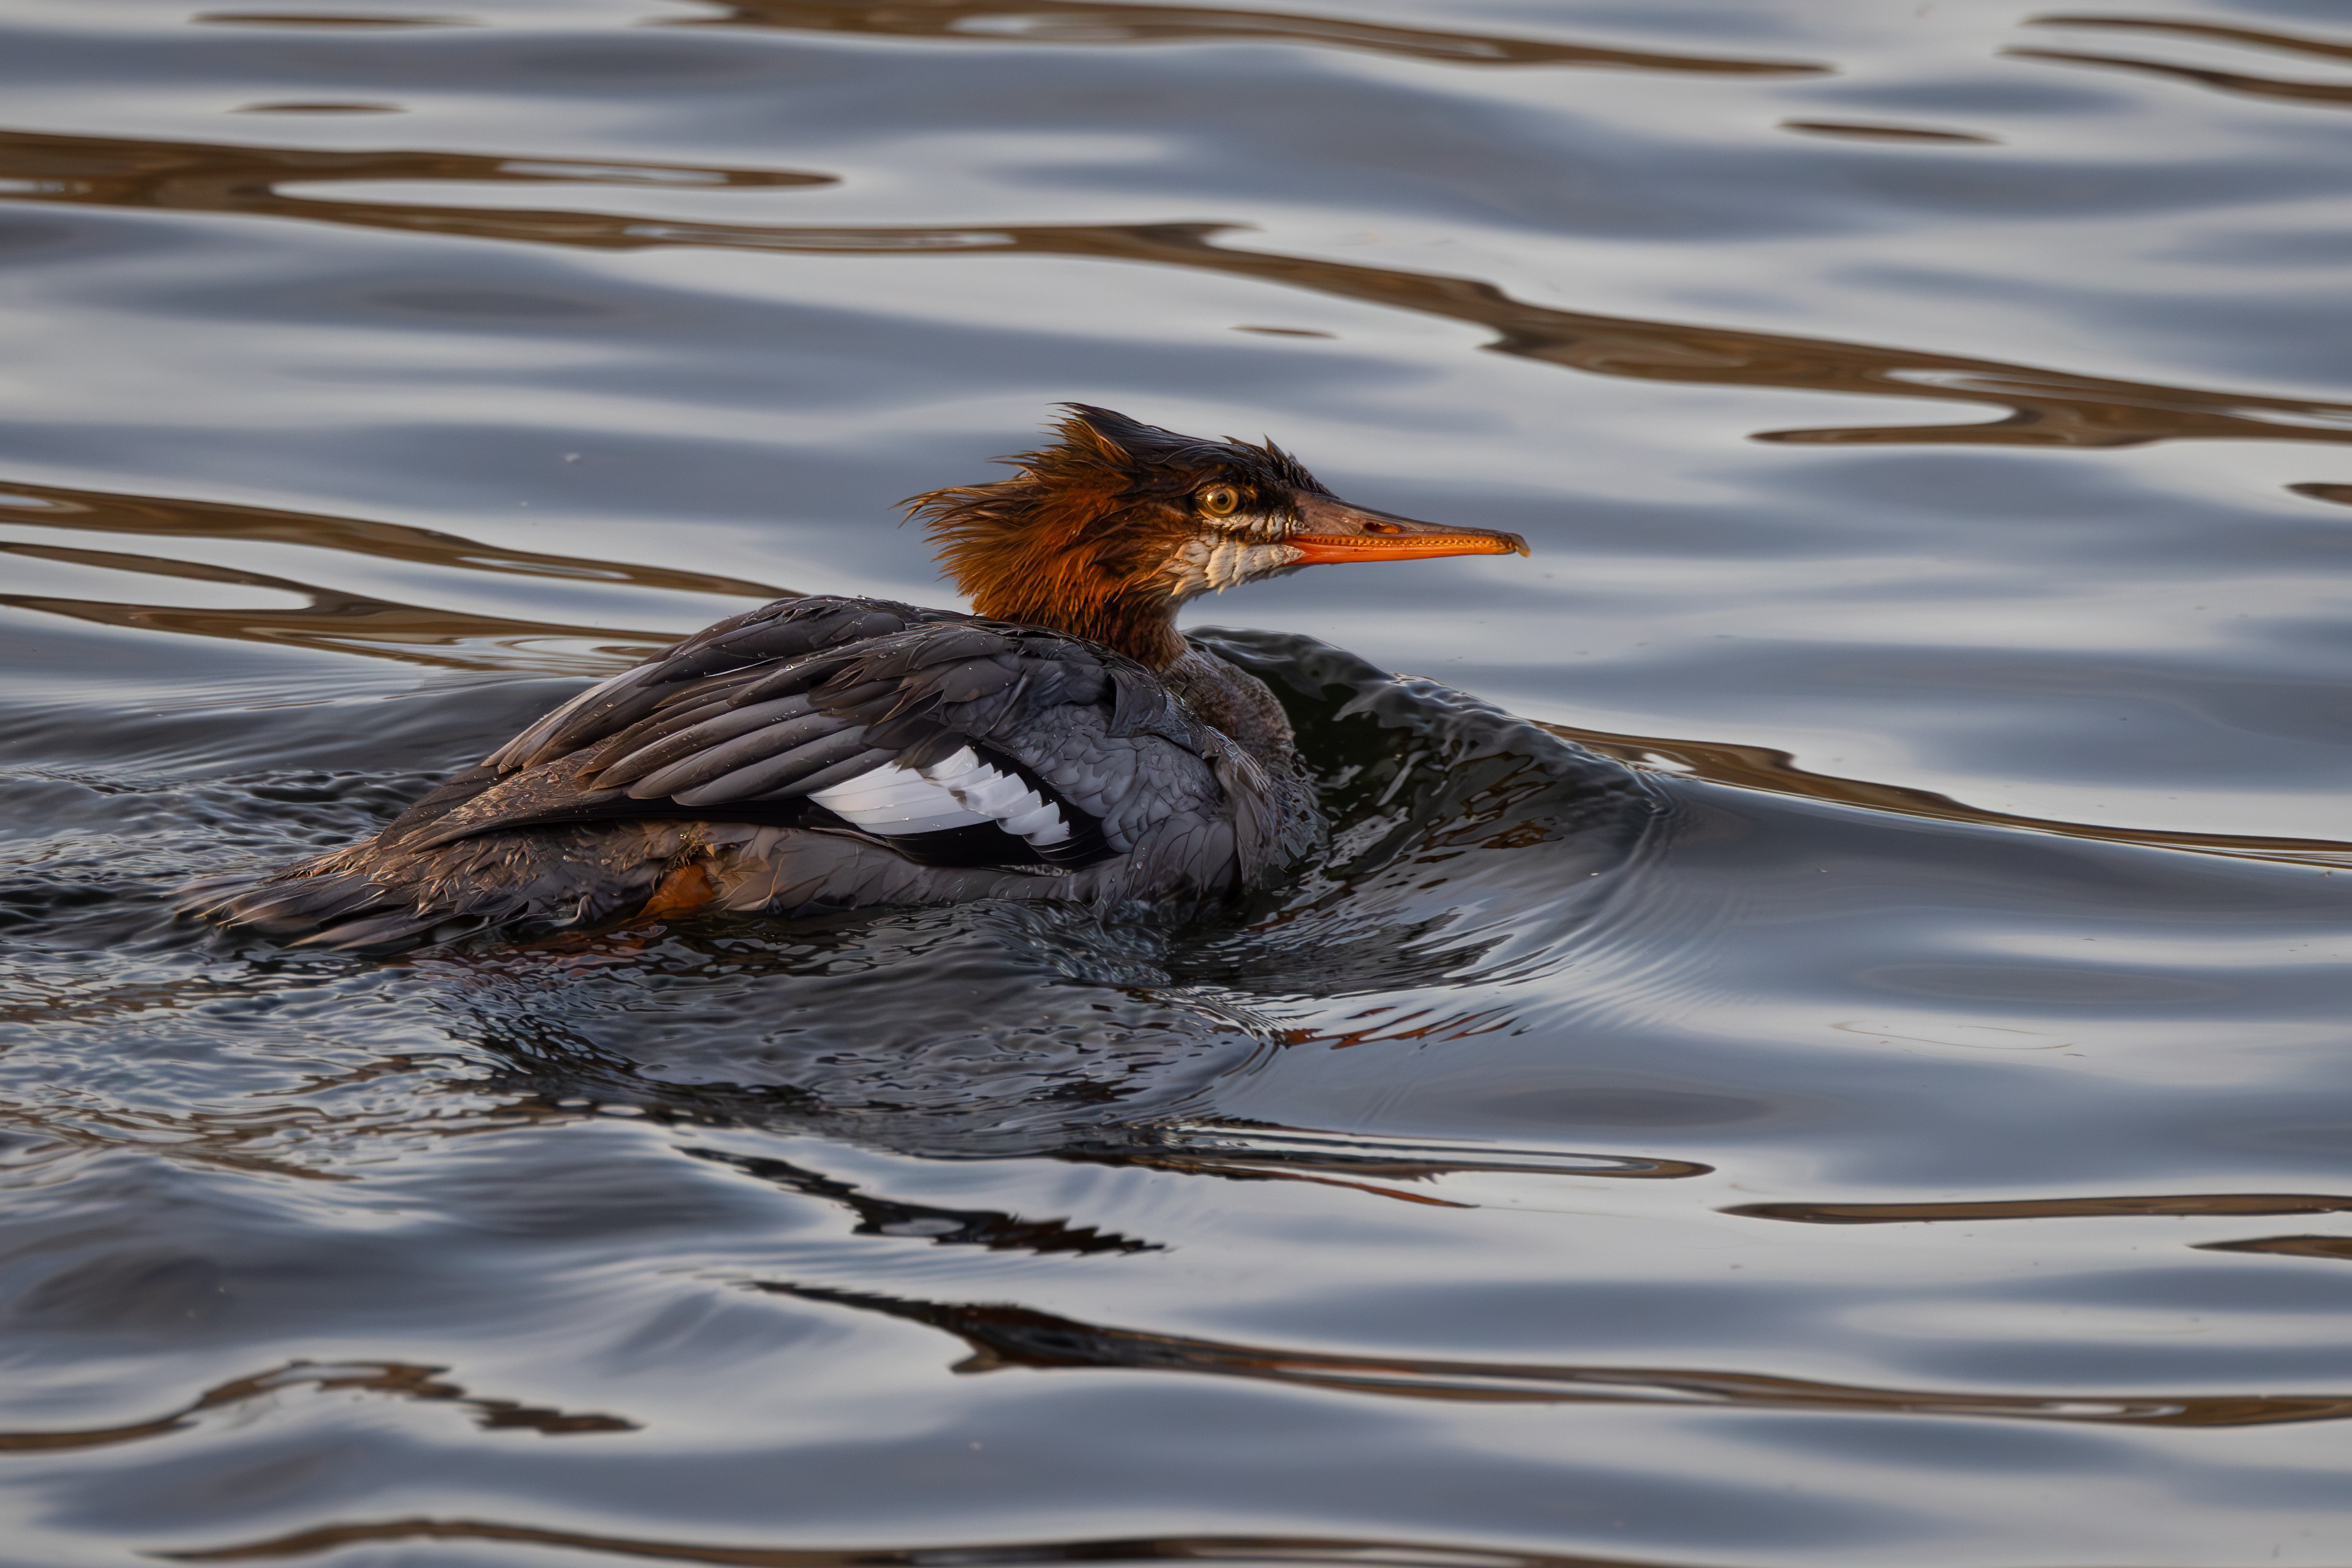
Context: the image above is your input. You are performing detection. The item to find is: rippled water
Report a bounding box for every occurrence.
[6,1,2352,1562]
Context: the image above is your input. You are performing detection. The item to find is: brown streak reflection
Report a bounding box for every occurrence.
[0,478,793,601]
[2026,14,2352,65]
[1780,120,1997,144]
[663,0,1825,75]
[0,1360,633,1452]
[162,1521,1693,1568]
[0,541,680,674]
[196,12,474,26]
[235,102,404,115]
[762,1284,2352,1427]
[2006,47,2352,108]
[1728,1194,2352,1224]
[5,129,2350,450]
[0,128,829,202]
[2015,10,2352,105]
[2197,1234,2352,1262]
[1542,718,2352,870]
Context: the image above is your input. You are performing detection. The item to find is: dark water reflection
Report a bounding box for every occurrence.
[7,1,2352,1564]
[656,0,1826,74]
[10,126,2352,453]
[2011,15,2352,108]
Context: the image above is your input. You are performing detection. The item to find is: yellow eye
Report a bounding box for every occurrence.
[1199,485,1241,518]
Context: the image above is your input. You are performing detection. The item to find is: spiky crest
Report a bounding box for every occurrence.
[903,405,1322,668]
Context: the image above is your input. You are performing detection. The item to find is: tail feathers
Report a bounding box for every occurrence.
[181,821,693,952]
[188,870,381,933]
[179,865,477,952]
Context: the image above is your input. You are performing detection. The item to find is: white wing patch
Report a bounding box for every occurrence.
[810,746,1071,848]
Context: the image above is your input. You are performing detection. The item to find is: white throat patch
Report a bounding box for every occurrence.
[1163,524,1302,601]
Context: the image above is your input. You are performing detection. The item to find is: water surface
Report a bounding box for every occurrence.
[4,2,2352,1564]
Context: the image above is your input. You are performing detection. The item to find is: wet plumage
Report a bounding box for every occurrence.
[188,406,1526,949]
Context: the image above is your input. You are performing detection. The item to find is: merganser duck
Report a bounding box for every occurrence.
[192,406,1528,950]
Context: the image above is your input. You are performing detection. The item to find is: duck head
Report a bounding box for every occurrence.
[906,404,1529,668]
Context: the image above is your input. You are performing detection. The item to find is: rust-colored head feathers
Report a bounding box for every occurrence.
[903,404,1529,669]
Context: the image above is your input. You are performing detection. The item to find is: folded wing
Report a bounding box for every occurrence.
[374,595,1242,883]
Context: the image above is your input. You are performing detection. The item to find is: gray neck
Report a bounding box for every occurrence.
[1161,644,1300,772]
